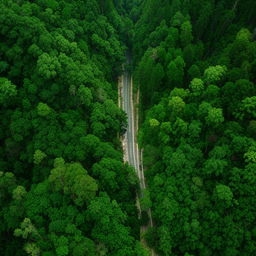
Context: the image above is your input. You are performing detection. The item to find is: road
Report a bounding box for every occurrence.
[121,56,145,191]
[119,56,155,255]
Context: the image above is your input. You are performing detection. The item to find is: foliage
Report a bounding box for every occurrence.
[2,0,256,255]
[0,0,143,255]
[133,0,256,255]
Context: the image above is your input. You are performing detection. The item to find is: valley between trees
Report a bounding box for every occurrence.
[119,55,154,255]
[1,0,256,256]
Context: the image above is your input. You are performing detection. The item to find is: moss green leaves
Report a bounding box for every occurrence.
[0,1,141,255]
[77,86,93,107]
[37,102,51,116]
[149,118,160,127]
[169,96,185,114]
[206,107,224,125]
[37,53,61,79]
[0,77,17,104]
[49,159,98,206]
[204,65,227,84]
[33,150,47,165]
[215,184,233,202]
[189,78,204,94]
[12,186,27,201]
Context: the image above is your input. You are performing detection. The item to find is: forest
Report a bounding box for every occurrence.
[1,0,256,256]
[0,0,145,255]
[132,0,256,255]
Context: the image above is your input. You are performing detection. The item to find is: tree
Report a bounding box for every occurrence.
[215,184,233,203]
[87,193,138,256]
[14,218,41,256]
[206,108,224,125]
[171,11,185,27]
[204,65,227,84]
[183,44,196,66]
[229,28,253,66]
[0,1,141,255]
[37,53,61,79]
[167,56,185,88]
[169,96,185,115]
[33,150,47,165]
[0,77,17,105]
[188,64,201,80]
[170,88,190,99]
[37,102,51,117]
[149,118,160,127]
[49,159,98,206]
[140,189,152,211]
[241,96,256,118]
[92,157,137,203]
[189,78,204,94]
[77,86,93,107]
[244,151,256,163]
[180,20,193,47]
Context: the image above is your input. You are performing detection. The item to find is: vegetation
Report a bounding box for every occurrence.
[0,0,145,255]
[1,0,256,255]
[132,0,256,255]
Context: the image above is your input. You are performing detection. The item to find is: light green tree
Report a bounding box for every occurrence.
[206,108,224,125]
[204,65,227,84]
[37,102,51,117]
[189,78,204,94]
[49,159,98,206]
[0,77,17,104]
[33,150,47,165]
[149,118,160,127]
[169,96,185,114]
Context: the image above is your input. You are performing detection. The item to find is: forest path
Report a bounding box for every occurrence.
[119,56,155,256]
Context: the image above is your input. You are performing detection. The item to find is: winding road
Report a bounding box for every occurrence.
[119,56,155,255]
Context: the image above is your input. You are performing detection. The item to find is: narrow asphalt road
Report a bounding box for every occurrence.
[120,56,155,256]
[122,58,145,190]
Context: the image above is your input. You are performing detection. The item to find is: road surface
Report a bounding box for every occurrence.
[121,57,146,191]
[119,56,155,255]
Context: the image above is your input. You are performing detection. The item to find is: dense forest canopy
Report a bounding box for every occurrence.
[1,0,256,255]
[0,0,147,255]
[131,0,256,255]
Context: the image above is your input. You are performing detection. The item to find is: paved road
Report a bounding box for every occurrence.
[121,58,145,190]
[120,57,155,256]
